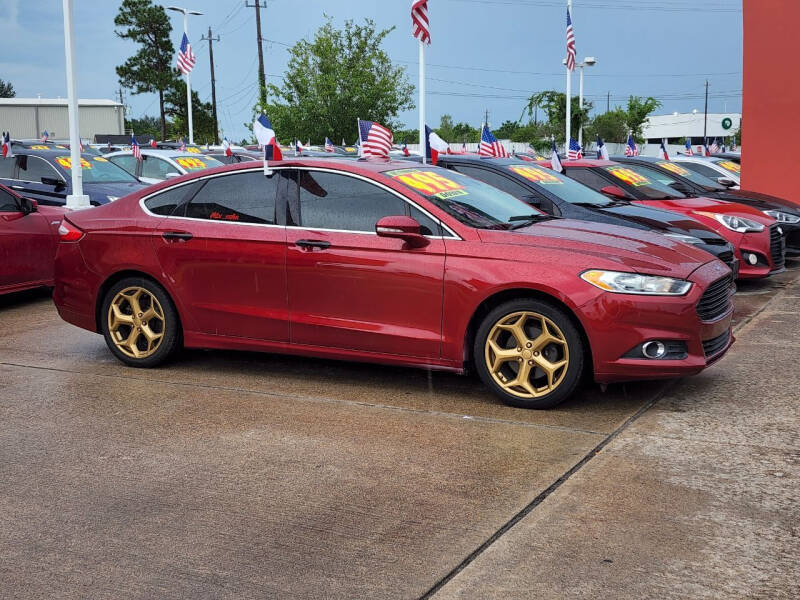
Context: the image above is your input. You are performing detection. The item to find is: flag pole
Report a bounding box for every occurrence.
[419,39,426,165]
[184,12,194,145]
[565,0,572,157]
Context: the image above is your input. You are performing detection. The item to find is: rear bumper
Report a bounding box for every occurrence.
[52,240,100,332]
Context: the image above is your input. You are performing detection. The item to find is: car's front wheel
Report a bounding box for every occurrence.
[100,277,180,368]
[474,298,584,409]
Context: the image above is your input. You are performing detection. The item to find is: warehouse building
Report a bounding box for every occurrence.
[642,112,741,145]
[0,98,125,141]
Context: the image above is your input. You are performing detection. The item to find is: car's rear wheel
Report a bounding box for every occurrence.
[474,299,584,409]
[100,277,180,367]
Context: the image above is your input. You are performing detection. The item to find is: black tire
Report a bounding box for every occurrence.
[100,276,181,368]
[473,298,585,409]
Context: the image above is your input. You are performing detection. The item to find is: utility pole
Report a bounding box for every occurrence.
[607,91,610,113]
[118,87,124,107]
[703,80,709,144]
[484,108,489,127]
[246,1,268,108]
[201,27,221,144]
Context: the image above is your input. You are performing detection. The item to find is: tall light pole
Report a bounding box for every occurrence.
[167,6,202,145]
[577,56,596,148]
[61,0,89,209]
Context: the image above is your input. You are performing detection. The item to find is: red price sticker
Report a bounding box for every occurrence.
[657,161,690,176]
[509,164,563,185]
[387,169,467,199]
[607,166,650,187]
[175,157,207,170]
[56,156,92,169]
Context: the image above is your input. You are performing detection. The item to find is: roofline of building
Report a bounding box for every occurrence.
[0,98,122,107]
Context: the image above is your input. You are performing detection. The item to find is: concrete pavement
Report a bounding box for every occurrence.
[0,263,797,598]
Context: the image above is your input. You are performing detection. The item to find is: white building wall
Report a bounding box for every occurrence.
[0,99,125,140]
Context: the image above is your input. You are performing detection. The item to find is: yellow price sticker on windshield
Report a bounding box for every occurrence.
[185,146,201,154]
[93,156,109,162]
[717,160,740,174]
[607,166,650,187]
[175,157,207,170]
[509,164,563,185]
[657,161,690,176]
[387,169,467,199]
[30,145,50,150]
[56,156,91,169]
[55,145,67,149]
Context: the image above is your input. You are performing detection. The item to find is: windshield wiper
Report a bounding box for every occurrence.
[506,214,558,229]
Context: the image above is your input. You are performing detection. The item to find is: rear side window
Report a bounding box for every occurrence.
[144,183,197,216]
[0,158,14,178]
[678,161,725,179]
[449,164,532,199]
[186,171,277,224]
[108,154,138,176]
[566,168,634,198]
[291,170,406,232]
[18,155,61,183]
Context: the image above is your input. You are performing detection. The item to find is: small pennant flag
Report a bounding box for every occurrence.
[325,137,334,152]
[223,137,232,157]
[253,114,282,160]
[660,139,669,160]
[567,138,582,160]
[596,136,609,160]
[358,119,393,158]
[550,139,563,173]
[41,130,49,143]
[425,124,449,165]
[2,132,11,158]
[685,137,693,155]
[478,124,508,157]
[624,134,639,156]
[150,137,157,148]
[131,135,142,161]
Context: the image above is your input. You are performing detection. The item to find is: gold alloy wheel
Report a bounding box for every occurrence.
[107,286,166,359]
[484,311,570,398]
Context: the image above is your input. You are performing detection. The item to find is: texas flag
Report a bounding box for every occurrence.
[424,124,448,165]
[150,137,157,148]
[253,114,282,160]
[1,132,11,158]
[222,137,233,157]
[550,139,563,173]
[596,136,609,160]
[660,139,669,160]
[401,142,410,156]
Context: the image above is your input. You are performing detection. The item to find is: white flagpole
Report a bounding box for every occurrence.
[184,13,194,145]
[419,39,426,165]
[565,0,572,157]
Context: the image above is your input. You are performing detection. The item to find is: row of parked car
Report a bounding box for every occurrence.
[1,137,793,409]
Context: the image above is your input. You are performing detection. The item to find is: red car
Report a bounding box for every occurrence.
[53,159,734,409]
[1,183,65,295]
[548,159,783,279]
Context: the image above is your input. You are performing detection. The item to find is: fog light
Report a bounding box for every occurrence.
[744,252,758,265]
[642,341,667,359]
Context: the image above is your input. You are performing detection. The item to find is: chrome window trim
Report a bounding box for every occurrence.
[14,155,65,185]
[138,165,462,240]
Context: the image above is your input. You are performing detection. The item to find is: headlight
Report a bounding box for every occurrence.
[694,211,764,233]
[106,195,119,202]
[581,270,693,296]
[662,233,704,245]
[763,209,800,224]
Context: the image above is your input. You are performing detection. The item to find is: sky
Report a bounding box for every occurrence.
[1,0,743,142]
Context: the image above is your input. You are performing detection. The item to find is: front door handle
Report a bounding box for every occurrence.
[162,231,193,242]
[296,239,331,250]
[10,185,23,190]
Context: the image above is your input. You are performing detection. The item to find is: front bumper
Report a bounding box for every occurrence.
[578,260,735,384]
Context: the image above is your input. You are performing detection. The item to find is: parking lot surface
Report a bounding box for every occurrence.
[1,263,798,599]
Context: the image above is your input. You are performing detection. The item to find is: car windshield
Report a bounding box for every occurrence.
[603,164,685,199]
[710,158,741,175]
[173,154,224,171]
[506,163,616,207]
[53,155,139,183]
[383,166,546,229]
[653,160,725,191]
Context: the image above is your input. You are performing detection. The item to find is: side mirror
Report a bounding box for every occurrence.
[19,197,37,214]
[717,177,736,188]
[165,172,181,179]
[600,185,627,199]
[375,215,429,248]
[41,176,65,188]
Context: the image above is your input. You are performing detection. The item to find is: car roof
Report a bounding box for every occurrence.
[611,155,661,163]
[105,148,195,158]
[559,158,618,167]
[435,155,525,166]
[8,148,98,159]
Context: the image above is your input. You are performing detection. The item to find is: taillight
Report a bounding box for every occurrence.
[58,220,85,242]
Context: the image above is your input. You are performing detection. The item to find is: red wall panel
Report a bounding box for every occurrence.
[742,1,800,199]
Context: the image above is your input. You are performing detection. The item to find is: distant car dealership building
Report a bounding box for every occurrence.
[0,97,125,141]
[642,112,741,144]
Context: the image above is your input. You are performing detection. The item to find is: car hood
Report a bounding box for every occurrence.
[477,218,714,279]
[84,181,149,200]
[643,196,776,225]
[717,189,800,213]
[597,203,723,241]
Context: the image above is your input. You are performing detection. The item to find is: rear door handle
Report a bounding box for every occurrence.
[10,185,23,190]
[296,239,331,250]
[162,231,193,242]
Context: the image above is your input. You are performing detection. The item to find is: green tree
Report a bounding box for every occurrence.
[114,0,177,140]
[625,96,661,141]
[262,18,414,143]
[523,91,592,143]
[0,79,15,98]
[435,115,479,143]
[125,115,161,139]
[585,108,628,143]
[165,79,216,144]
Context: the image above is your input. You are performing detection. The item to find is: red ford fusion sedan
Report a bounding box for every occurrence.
[1,183,66,295]
[53,158,734,409]
[550,159,783,279]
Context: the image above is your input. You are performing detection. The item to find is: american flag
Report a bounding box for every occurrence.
[478,125,508,157]
[411,1,431,44]
[131,135,141,161]
[730,136,737,152]
[177,33,196,75]
[624,134,639,156]
[567,138,582,160]
[685,138,693,155]
[41,130,49,143]
[565,8,576,72]
[325,137,334,152]
[710,138,720,153]
[358,119,393,157]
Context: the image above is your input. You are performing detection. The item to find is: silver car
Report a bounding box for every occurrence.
[104,148,224,184]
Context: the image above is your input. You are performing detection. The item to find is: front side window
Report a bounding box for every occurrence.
[17,155,61,183]
[0,189,18,211]
[449,164,533,198]
[711,159,741,175]
[141,156,178,180]
[566,168,634,199]
[0,158,14,179]
[108,154,139,176]
[602,164,685,199]
[186,171,277,224]
[656,161,724,191]
[505,163,616,206]
[291,170,407,232]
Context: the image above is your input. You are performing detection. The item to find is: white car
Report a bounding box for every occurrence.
[671,155,741,189]
[104,148,224,184]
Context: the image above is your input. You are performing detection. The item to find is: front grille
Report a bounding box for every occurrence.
[716,249,735,272]
[770,224,785,269]
[696,274,734,321]
[702,329,731,358]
